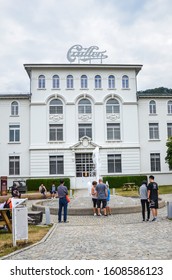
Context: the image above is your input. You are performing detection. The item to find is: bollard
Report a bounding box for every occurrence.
[70,189,73,198]
[112,188,115,195]
[45,207,51,225]
[167,201,172,219]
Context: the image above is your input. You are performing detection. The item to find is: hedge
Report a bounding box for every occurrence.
[103,175,147,188]
[26,178,70,192]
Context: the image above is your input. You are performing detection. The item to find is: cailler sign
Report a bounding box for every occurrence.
[67,44,108,63]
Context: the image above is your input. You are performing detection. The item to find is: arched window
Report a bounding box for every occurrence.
[49,99,63,114]
[122,75,129,89]
[149,100,156,114]
[167,100,172,114]
[38,75,45,89]
[108,75,115,89]
[11,101,19,116]
[106,99,120,114]
[78,99,92,114]
[67,75,74,89]
[81,75,88,89]
[52,75,60,89]
[95,75,101,89]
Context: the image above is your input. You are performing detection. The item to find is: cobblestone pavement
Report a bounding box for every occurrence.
[3,194,172,260]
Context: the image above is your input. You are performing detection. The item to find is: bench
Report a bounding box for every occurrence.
[122,183,138,191]
[9,184,27,194]
[28,211,43,224]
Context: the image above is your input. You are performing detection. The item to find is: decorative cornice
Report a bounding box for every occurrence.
[106,113,120,121]
[78,114,92,121]
[49,115,63,122]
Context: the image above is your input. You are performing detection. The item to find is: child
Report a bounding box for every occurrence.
[106,184,112,215]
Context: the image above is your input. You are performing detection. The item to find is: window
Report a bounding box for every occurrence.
[95,75,101,89]
[49,156,64,174]
[108,75,115,89]
[81,75,88,89]
[150,153,161,172]
[167,123,172,138]
[107,123,121,140]
[108,154,122,173]
[122,75,129,89]
[9,156,20,175]
[38,75,45,89]
[79,124,92,139]
[52,75,60,89]
[167,100,172,114]
[49,124,63,141]
[67,75,74,89]
[149,100,156,114]
[9,124,20,142]
[75,153,94,177]
[106,99,120,114]
[11,101,19,116]
[78,99,91,114]
[49,99,63,114]
[149,123,159,140]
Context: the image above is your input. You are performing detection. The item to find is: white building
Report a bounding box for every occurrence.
[0,63,172,188]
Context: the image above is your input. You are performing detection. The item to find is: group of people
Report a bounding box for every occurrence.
[139,175,159,222]
[91,178,111,216]
[90,175,159,222]
[39,183,57,199]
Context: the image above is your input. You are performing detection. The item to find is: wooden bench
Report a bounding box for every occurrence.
[0,209,12,232]
[122,183,137,191]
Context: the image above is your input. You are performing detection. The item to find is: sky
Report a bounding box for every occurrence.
[0,0,172,92]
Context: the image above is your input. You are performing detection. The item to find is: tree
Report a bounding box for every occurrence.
[165,137,172,170]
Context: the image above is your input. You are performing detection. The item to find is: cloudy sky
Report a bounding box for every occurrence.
[0,0,172,92]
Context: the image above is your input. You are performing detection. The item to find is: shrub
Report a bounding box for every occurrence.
[26,178,70,192]
[103,175,147,188]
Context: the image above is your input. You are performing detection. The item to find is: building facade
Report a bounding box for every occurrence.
[0,64,172,188]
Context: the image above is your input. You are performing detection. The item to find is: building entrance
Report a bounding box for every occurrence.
[75,153,95,189]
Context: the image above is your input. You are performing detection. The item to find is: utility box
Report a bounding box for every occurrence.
[167,201,172,219]
[12,198,28,246]
[1,176,7,196]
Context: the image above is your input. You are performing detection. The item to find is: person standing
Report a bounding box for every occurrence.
[139,180,150,221]
[57,179,68,223]
[50,183,56,199]
[106,184,112,215]
[91,181,97,216]
[96,178,108,216]
[147,175,159,222]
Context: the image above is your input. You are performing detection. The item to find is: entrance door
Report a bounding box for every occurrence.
[75,153,95,189]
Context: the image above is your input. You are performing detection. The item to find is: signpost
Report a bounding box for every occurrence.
[67,44,108,64]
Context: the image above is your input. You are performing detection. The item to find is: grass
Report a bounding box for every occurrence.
[113,185,172,197]
[0,224,52,258]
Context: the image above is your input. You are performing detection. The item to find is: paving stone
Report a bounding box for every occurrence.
[2,194,172,260]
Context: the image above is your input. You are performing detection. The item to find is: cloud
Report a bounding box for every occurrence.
[0,0,172,92]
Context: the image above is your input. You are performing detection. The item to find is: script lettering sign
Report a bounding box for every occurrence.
[67,44,108,63]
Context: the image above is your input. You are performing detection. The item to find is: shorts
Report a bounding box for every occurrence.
[106,201,110,206]
[92,198,97,208]
[149,199,158,209]
[50,191,56,194]
[97,199,107,209]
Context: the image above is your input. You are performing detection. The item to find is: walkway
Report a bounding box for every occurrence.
[2,194,172,260]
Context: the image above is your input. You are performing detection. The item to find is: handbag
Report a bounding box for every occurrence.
[66,195,70,203]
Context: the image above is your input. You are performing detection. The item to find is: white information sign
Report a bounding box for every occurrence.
[12,198,28,246]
